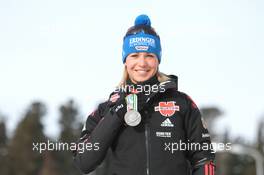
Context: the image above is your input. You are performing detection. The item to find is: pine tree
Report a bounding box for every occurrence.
[59,99,80,143]
[0,114,8,175]
[56,99,82,175]
[38,151,61,175]
[7,102,47,175]
[0,117,7,148]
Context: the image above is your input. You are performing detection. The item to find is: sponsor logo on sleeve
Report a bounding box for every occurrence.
[109,93,120,103]
[202,133,210,138]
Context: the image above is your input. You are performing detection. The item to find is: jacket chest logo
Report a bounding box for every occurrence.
[154,101,180,117]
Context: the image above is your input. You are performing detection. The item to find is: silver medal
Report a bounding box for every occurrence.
[125,94,141,126]
[124,110,141,126]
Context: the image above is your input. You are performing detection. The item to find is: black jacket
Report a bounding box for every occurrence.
[74,76,215,175]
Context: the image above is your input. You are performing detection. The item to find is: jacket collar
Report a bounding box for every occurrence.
[144,75,178,104]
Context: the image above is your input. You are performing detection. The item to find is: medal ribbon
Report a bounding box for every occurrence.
[126,94,138,111]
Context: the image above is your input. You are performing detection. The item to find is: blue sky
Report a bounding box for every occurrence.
[0,0,263,142]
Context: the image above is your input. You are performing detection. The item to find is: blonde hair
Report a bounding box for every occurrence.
[118,67,170,87]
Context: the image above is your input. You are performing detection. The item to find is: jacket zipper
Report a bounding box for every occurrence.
[145,112,150,175]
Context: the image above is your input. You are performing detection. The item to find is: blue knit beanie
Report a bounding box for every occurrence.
[122,14,162,63]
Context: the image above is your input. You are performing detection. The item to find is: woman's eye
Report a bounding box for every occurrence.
[130,54,138,57]
[146,54,155,58]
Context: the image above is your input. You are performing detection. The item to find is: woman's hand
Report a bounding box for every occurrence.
[108,91,127,120]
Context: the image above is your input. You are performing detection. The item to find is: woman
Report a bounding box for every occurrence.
[74,14,215,175]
